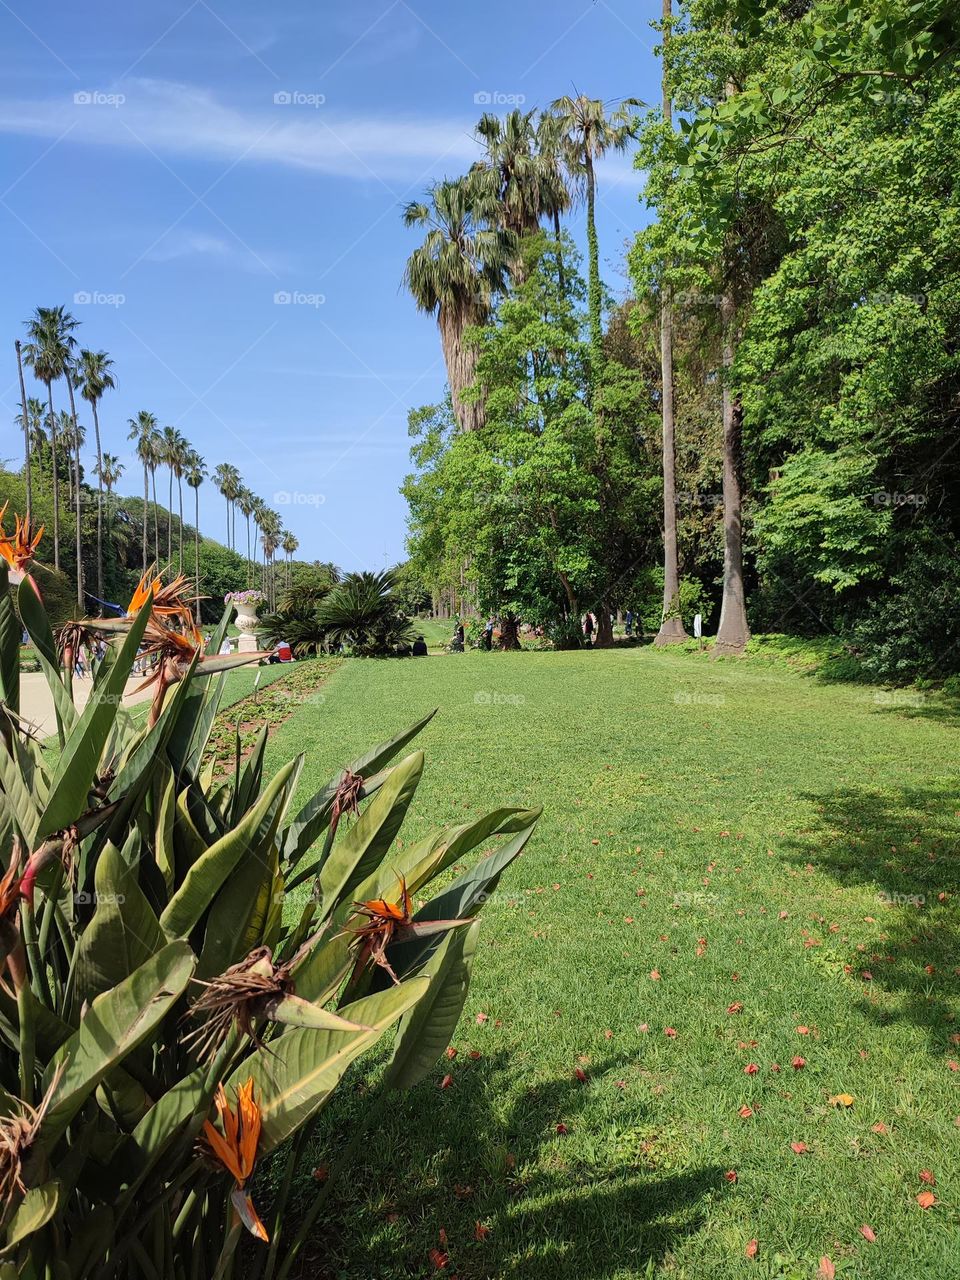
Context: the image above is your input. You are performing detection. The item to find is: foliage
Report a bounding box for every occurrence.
[315,570,415,657]
[0,552,539,1277]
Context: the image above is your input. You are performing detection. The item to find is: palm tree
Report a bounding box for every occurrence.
[57,411,76,508]
[281,529,298,588]
[170,431,190,571]
[236,486,256,584]
[184,451,207,615]
[95,452,123,591]
[75,348,116,600]
[251,496,267,590]
[535,112,574,292]
[14,341,33,522]
[212,463,241,549]
[549,95,640,394]
[160,426,189,566]
[127,411,159,572]
[654,0,688,647]
[256,507,281,607]
[65,413,86,605]
[22,306,80,570]
[402,178,514,433]
[15,396,44,506]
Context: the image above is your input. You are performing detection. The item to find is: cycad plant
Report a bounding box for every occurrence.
[0,520,538,1278]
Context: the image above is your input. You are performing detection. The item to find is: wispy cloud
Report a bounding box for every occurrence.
[144,228,290,272]
[0,78,478,182]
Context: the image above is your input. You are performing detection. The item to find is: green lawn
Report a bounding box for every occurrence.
[262,647,960,1280]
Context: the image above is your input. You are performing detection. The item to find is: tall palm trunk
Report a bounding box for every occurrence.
[655,0,688,646]
[151,469,160,565]
[439,305,484,433]
[15,342,32,524]
[585,156,603,398]
[66,374,83,607]
[90,400,105,599]
[246,515,252,586]
[47,383,60,570]
[194,489,201,617]
[177,478,184,571]
[167,468,174,565]
[142,465,149,572]
[552,207,566,294]
[714,288,750,655]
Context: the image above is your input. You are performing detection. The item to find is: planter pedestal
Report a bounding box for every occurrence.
[237,633,259,653]
[235,610,260,654]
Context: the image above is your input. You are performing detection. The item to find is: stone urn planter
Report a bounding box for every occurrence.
[225,591,265,653]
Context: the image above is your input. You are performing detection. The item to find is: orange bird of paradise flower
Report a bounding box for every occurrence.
[0,508,44,596]
[202,1078,269,1241]
[348,875,472,989]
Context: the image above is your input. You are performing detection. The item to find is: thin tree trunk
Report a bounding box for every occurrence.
[151,470,160,564]
[167,468,174,565]
[714,288,750,655]
[48,385,60,571]
[177,478,184,571]
[655,0,688,646]
[91,401,104,600]
[142,465,149,572]
[65,375,83,607]
[553,207,566,294]
[15,343,32,524]
[194,489,201,618]
[585,157,603,399]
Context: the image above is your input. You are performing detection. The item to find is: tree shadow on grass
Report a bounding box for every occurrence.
[285,1049,721,1280]
[785,780,960,1052]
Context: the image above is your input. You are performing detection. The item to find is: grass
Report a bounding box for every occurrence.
[260,646,960,1280]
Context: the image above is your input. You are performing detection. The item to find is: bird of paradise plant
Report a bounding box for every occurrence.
[0,515,539,1279]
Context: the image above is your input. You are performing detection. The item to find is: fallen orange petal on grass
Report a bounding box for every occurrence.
[917,1190,936,1209]
[745,1238,758,1258]
[860,1224,876,1242]
[818,1257,835,1280]
[790,1141,808,1154]
[474,1221,490,1241]
[919,1169,936,1184]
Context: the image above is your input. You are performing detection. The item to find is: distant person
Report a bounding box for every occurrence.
[583,612,595,644]
[412,635,428,657]
[219,638,232,656]
[625,610,634,637]
[483,617,494,650]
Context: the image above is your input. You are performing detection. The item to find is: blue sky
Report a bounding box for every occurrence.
[0,0,661,569]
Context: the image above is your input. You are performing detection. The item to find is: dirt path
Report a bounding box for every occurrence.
[17,670,153,739]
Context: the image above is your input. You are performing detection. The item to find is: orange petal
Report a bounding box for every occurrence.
[230,1187,269,1241]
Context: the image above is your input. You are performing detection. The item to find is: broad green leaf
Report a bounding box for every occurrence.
[160,760,297,940]
[17,577,77,736]
[40,941,196,1147]
[36,601,151,841]
[3,1180,60,1250]
[386,922,480,1090]
[0,562,19,716]
[71,843,166,1013]
[281,710,436,868]
[233,977,428,1153]
[315,751,424,914]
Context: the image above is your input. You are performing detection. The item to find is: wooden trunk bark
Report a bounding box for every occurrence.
[714,290,750,655]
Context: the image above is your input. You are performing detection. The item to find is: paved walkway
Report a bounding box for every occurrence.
[18,671,154,739]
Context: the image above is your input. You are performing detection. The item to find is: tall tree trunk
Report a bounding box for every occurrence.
[596,603,614,647]
[585,156,604,399]
[714,288,750,655]
[655,0,688,646]
[194,489,201,618]
[142,465,149,572]
[552,207,566,294]
[90,401,104,600]
[151,470,160,565]
[15,342,32,524]
[177,478,184,571]
[499,613,520,650]
[167,468,174,565]
[65,375,83,607]
[47,385,60,570]
[439,305,484,433]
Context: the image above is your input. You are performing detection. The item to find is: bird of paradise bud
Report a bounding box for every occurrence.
[126,564,196,627]
[201,1079,269,1241]
[183,945,367,1061]
[136,616,269,725]
[0,507,43,597]
[0,1066,64,1216]
[0,841,26,994]
[347,875,473,989]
